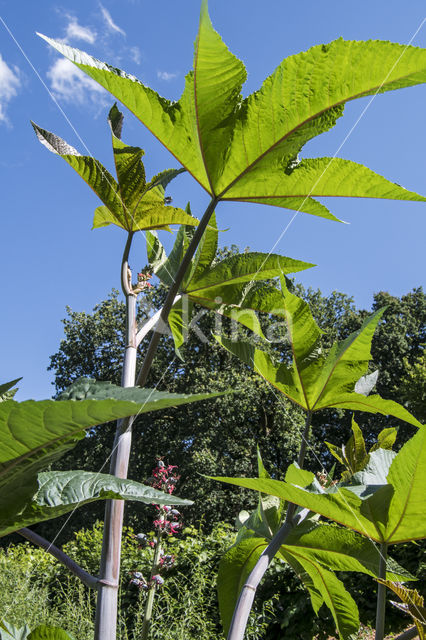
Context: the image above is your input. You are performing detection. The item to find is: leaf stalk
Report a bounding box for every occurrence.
[227,412,312,640]
[375,543,388,640]
[17,528,98,589]
[136,197,218,387]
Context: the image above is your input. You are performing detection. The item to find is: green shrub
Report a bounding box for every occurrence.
[2,523,422,639]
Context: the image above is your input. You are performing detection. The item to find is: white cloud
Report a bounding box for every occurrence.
[100,5,126,36]
[64,16,96,44]
[129,46,141,65]
[0,54,21,124]
[157,71,178,81]
[47,58,108,107]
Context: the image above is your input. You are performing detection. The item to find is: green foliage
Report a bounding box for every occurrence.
[31,107,194,233]
[0,380,21,403]
[216,278,421,426]
[0,523,274,640]
[400,349,426,423]
[213,422,426,545]
[27,627,74,640]
[325,418,397,481]
[0,522,423,639]
[0,379,217,537]
[43,284,425,542]
[217,448,413,639]
[147,215,314,354]
[38,7,426,223]
[377,580,426,638]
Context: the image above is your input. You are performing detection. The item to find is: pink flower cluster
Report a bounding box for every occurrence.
[150,460,180,494]
[129,460,183,593]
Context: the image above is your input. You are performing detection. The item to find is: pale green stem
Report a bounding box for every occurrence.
[375,543,388,640]
[136,197,218,387]
[141,521,164,640]
[94,232,138,640]
[227,412,313,640]
[17,528,98,589]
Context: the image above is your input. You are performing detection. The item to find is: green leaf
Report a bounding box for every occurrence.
[285,463,315,488]
[283,521,413,581]
[370,427,398,452]
[170,252,313,352]
[187,252,313,292]
[27,626,74,640]
[215,283,422,427]
[212,425,426,544]
[279,547,360,639]
[10,469,192,532]
[377,581,426,639]
[383,426,426,543]
[38,26,426,220]
[56,377,221,406]
[0,620,30,640]
[224,158,426,217]
[146,224,194,287]
[210,474,381,541]
[191,210,218,281]
[31,120,195,233]
[0,380,220,537]
[217,537,267,635]
[0,378,22,398]
[326,418,370,480]
[350,448,396,487]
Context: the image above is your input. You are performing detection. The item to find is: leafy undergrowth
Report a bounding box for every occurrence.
[0,522,423,639]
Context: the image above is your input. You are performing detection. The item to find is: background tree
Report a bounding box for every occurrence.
[39,267,425,543]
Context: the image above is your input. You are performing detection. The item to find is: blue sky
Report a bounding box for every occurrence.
[0,0,425,400]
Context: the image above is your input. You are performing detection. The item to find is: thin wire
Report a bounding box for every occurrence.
[0,14,179,287]
[43,355,177,552]
[1,9,422,613]
[236,15,426,279]
[0,12,182,601]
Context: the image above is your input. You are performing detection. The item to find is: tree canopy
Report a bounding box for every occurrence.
[39,268,425,543]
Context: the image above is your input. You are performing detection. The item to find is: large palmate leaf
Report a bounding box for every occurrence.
[216,281,422,427]
[0,379,219,538]
[218,522,402,639]
[147,222,314,353]
[3,470,191,537]
[31,105,195,232]
[212,426,426,544]
[38,4,426,221]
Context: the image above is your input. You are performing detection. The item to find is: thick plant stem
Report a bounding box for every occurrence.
[375,543,388,640]
[18,528,98,589]
[135,295,181,348]
[136,197,218,387]
[94,233,138,640]
[141,528,164,639]
[95,200,218,640]
[227,412,312,640]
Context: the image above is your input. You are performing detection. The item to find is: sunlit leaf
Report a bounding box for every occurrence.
[38,14,426,221]
[0,379,220,538]
[31,109,195,233]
